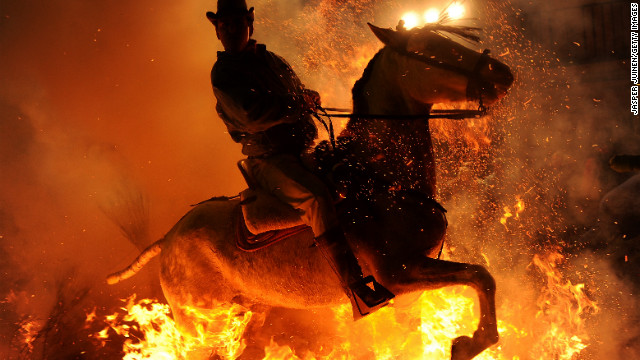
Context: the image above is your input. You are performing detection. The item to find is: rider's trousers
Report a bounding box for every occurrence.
[245,153,339,237]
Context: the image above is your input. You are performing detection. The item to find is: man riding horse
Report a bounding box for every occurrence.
[205,0,395,319]
[107,3,513,357]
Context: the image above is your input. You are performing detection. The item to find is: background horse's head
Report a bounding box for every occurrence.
[354,23,513,114]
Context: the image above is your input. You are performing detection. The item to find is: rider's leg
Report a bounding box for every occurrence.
[314,226,394,315]
[248,154,394,318]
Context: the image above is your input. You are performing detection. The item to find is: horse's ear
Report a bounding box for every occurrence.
[368,23,404,49]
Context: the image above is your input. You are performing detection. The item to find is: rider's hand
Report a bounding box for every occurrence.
[302,89,321,112]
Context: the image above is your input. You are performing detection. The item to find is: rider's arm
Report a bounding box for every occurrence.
[211,60,309,133]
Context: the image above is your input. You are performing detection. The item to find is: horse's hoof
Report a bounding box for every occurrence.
[451,335,474,360]
[451,331,498,360]
[450,335,475,360]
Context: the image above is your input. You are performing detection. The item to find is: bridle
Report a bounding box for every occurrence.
[313,43,495,148]
[317,45,493,118]
[385,44,493,113]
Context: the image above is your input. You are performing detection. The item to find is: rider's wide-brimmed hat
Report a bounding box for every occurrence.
[207,0,254,19]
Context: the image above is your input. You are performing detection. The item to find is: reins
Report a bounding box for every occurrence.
[313,105,487,150]
[317,106,487,120]
[314,45,493,122]
[313,33,494,149]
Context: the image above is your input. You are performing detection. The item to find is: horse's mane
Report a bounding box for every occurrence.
[352,49,384,114]
[420,24,481,43]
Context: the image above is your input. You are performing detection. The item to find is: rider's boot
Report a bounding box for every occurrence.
[315,227,395,320]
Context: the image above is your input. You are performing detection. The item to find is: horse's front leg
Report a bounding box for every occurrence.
[380,257,498,360]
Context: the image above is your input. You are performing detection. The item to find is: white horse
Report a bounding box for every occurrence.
[108,23,513,360]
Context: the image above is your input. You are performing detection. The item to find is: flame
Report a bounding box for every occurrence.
[500,196,525,227]
[17,318,40,354]
[499,207,513,226]
[515,197,525,215]
[262,339,299,359]
[85,307,97,323]
[431,115,492,154]
[531,251,599,359]
[92,261,597,360]
[92,296,252,359]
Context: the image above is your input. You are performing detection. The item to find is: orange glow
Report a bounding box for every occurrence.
[500,196,526,227]
[531,251,599,359]
[17,319,40,355]
[424,9,440,24]
[401,11,420,30]
[404,3,466,28]
[447,3,466,20]
[93,296,252,359]
[1,0,629,359]
[93,261,597,360]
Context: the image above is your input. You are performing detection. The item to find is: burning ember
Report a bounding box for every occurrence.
[3,1,636,360]
[531,252,599,359]
[91,252,597,360]
[91,296,252,359]
[500,196,525,228]
[17,318,40,355]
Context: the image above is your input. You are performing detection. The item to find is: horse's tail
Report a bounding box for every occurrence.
[106,238,164,285]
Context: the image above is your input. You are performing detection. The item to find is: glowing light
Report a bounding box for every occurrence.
[500,206,513,226]
[93,296,252,359]
[532,251,600,359]
[401,11,420,30]
[500,196,526,227]
[447,2,466,20]
[424,8,440,23]
[93,271,598,360]
[515,197,525,215]
[18,319,40,354]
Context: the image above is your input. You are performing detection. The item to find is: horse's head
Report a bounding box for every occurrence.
[364,23,513,109]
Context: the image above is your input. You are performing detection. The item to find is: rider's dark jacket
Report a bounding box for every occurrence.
[211,40,317,157]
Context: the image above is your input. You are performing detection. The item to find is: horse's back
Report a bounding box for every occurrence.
[159,199,346,310]
[159,200,241,308]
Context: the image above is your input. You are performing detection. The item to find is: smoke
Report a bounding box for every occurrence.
[1,0,638,358]
[0,0,240,357]
[253,0,638,358]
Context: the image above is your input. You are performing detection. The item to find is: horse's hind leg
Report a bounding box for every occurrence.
[236,303,270,360]
[381,257,498,360]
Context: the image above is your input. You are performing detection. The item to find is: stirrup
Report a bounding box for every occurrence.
[348,276,395,320]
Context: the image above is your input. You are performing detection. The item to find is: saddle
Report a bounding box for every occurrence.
[233,143,370,250]
[235,160,312,251]
[239,187,306,234]
[235,199,309,252]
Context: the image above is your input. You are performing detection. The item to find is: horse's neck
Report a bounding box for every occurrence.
[345,49,437,196]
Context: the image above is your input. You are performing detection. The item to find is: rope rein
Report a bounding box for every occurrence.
[316,106,487,120]
[313,43,493,149]
[313,104,487,151]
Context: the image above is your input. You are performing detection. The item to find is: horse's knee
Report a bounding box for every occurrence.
[469,265,495,293]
